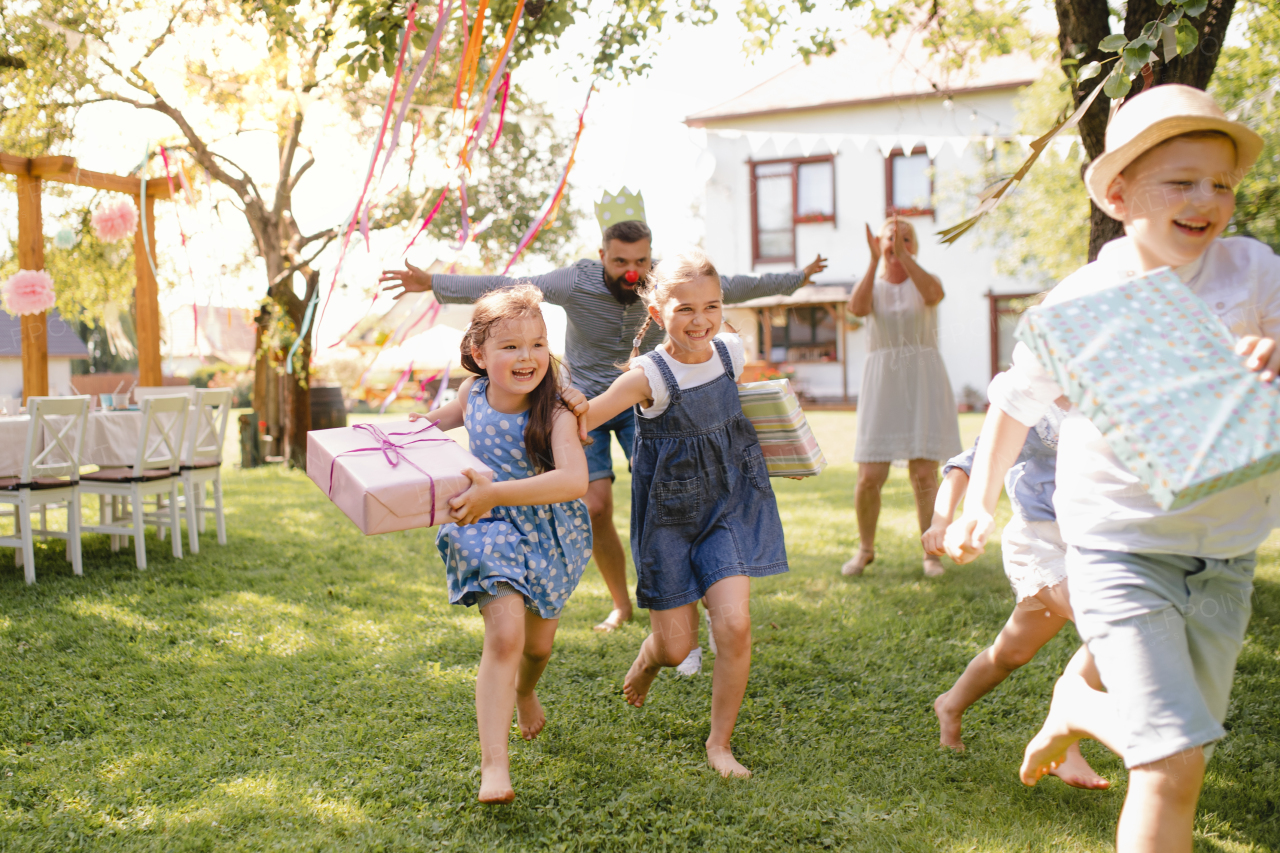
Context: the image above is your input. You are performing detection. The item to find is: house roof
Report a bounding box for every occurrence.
[165,305,258,366]
[685,30,1041,126]
[733,284,854,309]
[0,310,89,358]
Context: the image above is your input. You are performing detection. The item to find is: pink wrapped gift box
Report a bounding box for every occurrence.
[307,420,493,534]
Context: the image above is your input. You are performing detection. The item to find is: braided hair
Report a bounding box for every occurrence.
[627,249,722,360]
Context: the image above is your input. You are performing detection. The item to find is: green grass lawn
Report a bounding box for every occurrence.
[0,411,1277,851]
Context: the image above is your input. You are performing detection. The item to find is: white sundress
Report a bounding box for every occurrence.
[854,277,963,463]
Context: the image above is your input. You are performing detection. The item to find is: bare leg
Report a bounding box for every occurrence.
[476,596,525,804]
[623,603,698,708]
[1020,657,1126,785]
[703,576,752,778]
[515,609,559,741]
[844,462,890,576]
[935,604,1069,750]
[1116,747,1204,853]
[585,478,634,631]
[908,459,944,576]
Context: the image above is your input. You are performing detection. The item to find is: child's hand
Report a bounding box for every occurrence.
[408,412,429,422]
[921,518,950,556]
[1236,335,1280,382]
[944,512,994,564]
[448,468,496,525]
[559,387,590,442]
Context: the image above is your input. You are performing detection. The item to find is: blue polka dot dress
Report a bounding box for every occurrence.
[436,379,593,619]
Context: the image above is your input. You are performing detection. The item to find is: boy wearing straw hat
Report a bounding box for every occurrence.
[945,84,1278,853]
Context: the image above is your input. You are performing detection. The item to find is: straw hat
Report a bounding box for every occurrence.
[1084,84,1263,208]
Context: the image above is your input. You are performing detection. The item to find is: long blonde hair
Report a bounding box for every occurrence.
[627,249,721,359]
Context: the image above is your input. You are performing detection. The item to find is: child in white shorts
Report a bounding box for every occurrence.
[925,406,1108,789]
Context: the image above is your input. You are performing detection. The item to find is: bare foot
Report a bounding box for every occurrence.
[593,608,632,633]
[923,554,945,577]
[933,691,965,751]
[622,652,661,708]
[706,744,751,778]
[516,691,545,741]
[1048,742,1110,790]
[1020,676,1088,786]
[841,548,875,577]
[478,764,515,804]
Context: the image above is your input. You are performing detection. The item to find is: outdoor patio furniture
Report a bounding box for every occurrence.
[0,396,89,583]
[79,395,188,570]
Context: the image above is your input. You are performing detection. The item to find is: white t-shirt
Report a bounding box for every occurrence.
[989,236,1280,559]
[630,333,745,418]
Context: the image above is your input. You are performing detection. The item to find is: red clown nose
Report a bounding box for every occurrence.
[624,270,639,284]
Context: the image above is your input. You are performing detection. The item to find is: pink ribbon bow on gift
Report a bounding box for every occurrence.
[328,421,452,519]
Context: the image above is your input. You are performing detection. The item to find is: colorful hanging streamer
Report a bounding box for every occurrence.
[314,1,419,340]
[500,82,594,275]
[489,72,511,149]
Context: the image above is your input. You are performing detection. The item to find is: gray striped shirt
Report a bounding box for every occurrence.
[433,259,805,397]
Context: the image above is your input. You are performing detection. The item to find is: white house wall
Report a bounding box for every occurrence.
[0,358,75,399]
[700,88,1039,402]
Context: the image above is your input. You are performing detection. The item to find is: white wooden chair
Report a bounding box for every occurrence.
[152,388,231,554]
[0,396,89,584]
[134,385,197,405]
[80,395,188,570]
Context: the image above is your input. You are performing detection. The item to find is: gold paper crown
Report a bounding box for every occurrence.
[594,187,647,233]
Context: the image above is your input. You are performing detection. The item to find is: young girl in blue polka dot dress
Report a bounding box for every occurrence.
[411,285,591,806]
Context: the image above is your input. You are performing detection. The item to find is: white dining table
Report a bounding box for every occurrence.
[0,408,200,476]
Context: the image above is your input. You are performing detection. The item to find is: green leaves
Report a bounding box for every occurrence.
[1098,33,1129,52]
[1103,67,1133,98]
[1077,60,1102,82]
[1176,17,1200,54]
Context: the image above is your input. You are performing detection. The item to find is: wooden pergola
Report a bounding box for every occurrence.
[1,152,170,401]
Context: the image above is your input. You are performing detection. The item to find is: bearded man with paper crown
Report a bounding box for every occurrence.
[381,188,827,634]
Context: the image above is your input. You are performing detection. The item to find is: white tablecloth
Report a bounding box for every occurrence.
[0,409,201,475]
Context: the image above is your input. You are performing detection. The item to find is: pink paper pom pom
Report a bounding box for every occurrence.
[2,269,57,316]
[91,198,138,243]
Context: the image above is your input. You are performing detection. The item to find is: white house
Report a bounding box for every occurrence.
[686,31,1047,404]
[0,310,89,398]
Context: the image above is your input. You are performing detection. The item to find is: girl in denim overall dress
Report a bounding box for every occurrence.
[582,249,788,778]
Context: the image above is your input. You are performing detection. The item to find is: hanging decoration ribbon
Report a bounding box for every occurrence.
[158,146,204,361]
[379,0,455,185]
[452,0,489,113]
[404,184,450,254]
[500,81,594,275]
[460,0,524,170]
[314,1,419,338]
[380,360,416,413]
[489,72,511,149]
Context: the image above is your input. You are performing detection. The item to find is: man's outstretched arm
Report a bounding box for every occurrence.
[720,254,828,303]
[379,261,577,305]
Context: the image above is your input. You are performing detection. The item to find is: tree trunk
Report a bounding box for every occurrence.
[1056,0,1237,261]
[281,268,318,471]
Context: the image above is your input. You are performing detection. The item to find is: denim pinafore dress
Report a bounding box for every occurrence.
[630,339,788,611]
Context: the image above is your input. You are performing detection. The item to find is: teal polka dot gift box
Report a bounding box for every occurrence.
[1014,267,1280,510]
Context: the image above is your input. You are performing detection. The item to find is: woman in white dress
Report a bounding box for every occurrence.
[843,219,961,578]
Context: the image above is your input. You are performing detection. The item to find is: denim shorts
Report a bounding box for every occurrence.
[1069,547,1255,768]
[585,408,635,483]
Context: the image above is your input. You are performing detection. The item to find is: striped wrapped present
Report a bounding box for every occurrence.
[738,379,827,478]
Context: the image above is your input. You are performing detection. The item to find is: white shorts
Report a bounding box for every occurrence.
[1001,516,1068,609]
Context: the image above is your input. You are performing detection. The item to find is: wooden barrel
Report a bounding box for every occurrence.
[310,385,347,431]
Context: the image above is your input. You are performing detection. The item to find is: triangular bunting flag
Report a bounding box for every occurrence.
[948,136,971,157]
[772,132,797,155]
[848,134,869,151]
[797,133,821,157]
[923,137,945,159]
[822,133,844,154]
[897,136,920,156]
[875,135,899,158]
[746,132,771,155]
